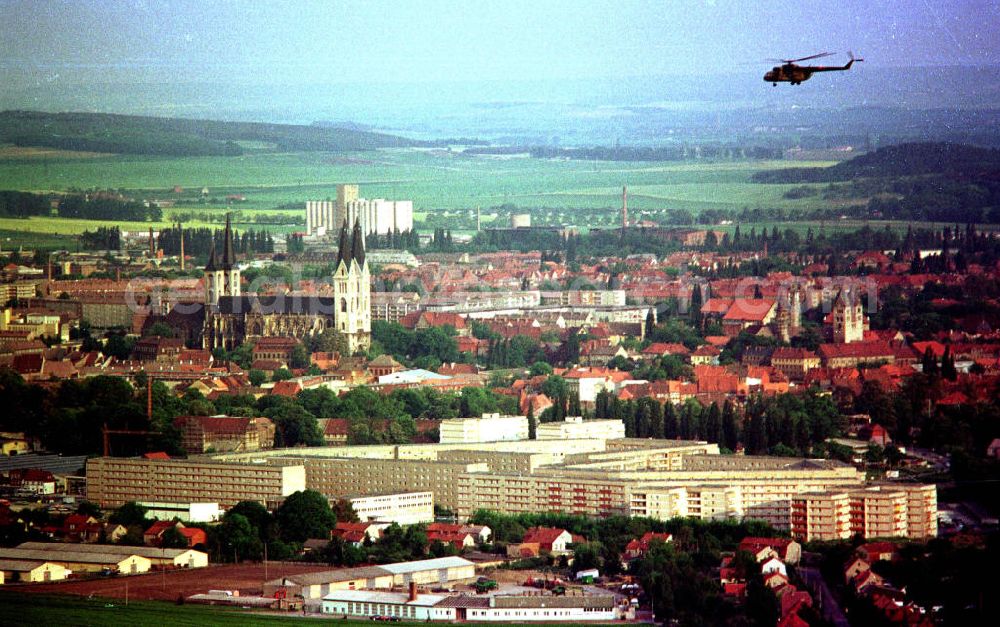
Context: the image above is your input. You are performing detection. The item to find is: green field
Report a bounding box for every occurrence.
[0,148,834,212]
[0,146,841,240]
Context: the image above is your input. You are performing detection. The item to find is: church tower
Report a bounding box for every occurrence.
[332,219,371,354]
[832,289,864,344]
[204,214,241,307]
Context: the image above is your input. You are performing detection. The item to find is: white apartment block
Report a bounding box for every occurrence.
[439,414,529,444]
[306,184,413,237]
[350,491,435,526]
[536,417,627,441]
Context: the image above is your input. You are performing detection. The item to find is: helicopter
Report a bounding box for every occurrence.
[764,52,862,86]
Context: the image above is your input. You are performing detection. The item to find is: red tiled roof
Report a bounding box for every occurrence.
[702,298,734,315]
[739,537,795,558]
[818,341,894,360]
[522,527,570,546]
[270,380,303,397]
[723,299,776,322]
[641,342,690,356]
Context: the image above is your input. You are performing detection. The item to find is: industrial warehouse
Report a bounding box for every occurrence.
[0,542,209,577]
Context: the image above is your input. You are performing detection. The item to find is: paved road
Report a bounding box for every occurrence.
[798,566,850,627]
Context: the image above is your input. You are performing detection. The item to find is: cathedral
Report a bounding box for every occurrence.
[203,216,371,354]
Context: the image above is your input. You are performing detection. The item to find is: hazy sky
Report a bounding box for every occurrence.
[2,0,998,86]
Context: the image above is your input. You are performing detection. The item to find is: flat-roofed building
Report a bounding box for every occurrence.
[900,483,938,539]
[791,491,854,541]
[85,457,305,509]
[122,438,931,535]
[306,185,413,237]
[265,557,475,601]
[439,414,528,444]
[471,595,620,622]
[140,501,224,523]
[792,484,937,542]
[379,556,476,585]
[279,456,486,513]
[536,417,626,441]
[264,565,395,600]
[850,487,908,539]
[350,491,434,525]
[322,589,453,621]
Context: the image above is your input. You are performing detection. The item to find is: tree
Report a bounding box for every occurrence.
[922,347,939,376]
[276,490,337,543]
[159,525,190,549]
[529,361,553,377]
[331,498,360,523]
[144,322,175,338]
[527,403,537,440]
[218,513,263,562]
[248,369,267,386]
[76,500,103,518]
[309,328,348,355]
[689,282,703,326]
[540,375,568,401]
[267,402,323,447]
[703,402,722,445]
[227,500,275,541]
[103,333,135,360]
[573,543,603,572]
[289,343,310,369]
[721,400,740,451]
[459,387,498,418]
[271,368,294,382]
[109,501,149,527]
[941,345,958,381]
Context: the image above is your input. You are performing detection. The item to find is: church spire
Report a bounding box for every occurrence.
[351,218,366,267]
[336,219,351,266]
[205,240,218,272]
[221,213,235,269]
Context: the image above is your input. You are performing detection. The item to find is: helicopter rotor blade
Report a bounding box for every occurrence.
[784,52,836,63]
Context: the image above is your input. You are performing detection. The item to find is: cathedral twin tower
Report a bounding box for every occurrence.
[203,215,371,355]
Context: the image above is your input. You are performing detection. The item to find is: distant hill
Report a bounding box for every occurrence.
[753,142,1000,183]
[0,110,426,157]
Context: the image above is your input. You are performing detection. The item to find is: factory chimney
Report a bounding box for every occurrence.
[179,226,185,271]
[621,185,628,232]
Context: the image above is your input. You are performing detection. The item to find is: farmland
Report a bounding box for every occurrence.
[0,146,841,238]
[0,148,836,212]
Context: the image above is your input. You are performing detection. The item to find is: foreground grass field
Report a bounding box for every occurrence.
[0,593,321,627]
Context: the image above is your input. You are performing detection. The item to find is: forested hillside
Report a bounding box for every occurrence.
[0,110,425,157]
[753,142,1000,183]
